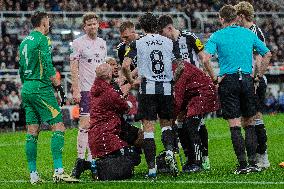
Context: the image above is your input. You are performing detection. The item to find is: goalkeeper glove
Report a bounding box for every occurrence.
[54,85,66,107]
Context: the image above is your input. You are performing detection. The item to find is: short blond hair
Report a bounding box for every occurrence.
[119,21,135,33]
[235,1,255,22]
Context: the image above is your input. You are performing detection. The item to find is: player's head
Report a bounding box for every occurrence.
[235,1,254,25]
[219,5,238,25]
[96,63,113,81]
[106,57,119,78]
[31,11,49,35]
[158,15,175,39]
[120,21,137,45]
[139,13,158,34]
[82,12,99,37]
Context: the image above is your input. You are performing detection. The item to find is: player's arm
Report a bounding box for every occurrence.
[18,51,25,84]
[202,53,216,81]
[122,42,137,84]
[253,27,266,77]
[40,37,66,106]
[69,40,81,103]
[122,57,134,84]
[202,34,218,83]
[39,36,56,80]
[188,33,210,71]
[254,54,263,76]
[173,59,185,83]
[70,59,80,103]
[253,36,272,78]
[117,42,126,65]
[172,41,185,82]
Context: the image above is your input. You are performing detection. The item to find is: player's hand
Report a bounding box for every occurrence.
[73,91,81,104]
[121,83,132,97]
[131,77,141,88]
[253,75,261,94]
[213,76,225,87]
[54,85,67,107]
[71,85,81,104]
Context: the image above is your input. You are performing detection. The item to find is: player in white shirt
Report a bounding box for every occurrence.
[69,12,107,179]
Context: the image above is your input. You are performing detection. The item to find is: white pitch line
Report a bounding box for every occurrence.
[0,180,284,185]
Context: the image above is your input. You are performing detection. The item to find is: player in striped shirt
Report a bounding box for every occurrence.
[158,14,211,171]
[117,21,140,69]
[235,1,270,169]
[122,13,182,178]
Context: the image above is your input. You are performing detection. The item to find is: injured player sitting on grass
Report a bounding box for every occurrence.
[88,63,143,181]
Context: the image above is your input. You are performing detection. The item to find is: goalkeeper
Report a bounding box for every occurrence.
[19,11,78,184]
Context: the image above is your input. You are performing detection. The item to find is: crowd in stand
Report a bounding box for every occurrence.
[0,0,282,12]
[0,80,21,109]
[0,0,283,110]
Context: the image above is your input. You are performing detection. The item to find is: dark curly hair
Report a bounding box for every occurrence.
[158,15,173,32]
[139,13,158,33]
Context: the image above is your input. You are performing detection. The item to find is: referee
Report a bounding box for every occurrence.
[202,5,271,174]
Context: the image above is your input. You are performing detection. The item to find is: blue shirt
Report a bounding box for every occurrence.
[205,25,270,76]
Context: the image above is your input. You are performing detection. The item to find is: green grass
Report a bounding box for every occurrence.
[0,114,284,188]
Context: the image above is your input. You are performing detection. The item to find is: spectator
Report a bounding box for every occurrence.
[278,91,284,112]
[0,83,9,100]
[264,93,277,114]
[8,90,21,108]
[0,99,9,109]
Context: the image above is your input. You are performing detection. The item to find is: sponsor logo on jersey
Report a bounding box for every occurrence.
[195,39,204,50]
[124,47,131,56]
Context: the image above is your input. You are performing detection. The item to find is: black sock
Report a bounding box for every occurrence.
[199,124,209,157]
[143,138,156,169]
[230,127,247,168]
[171,124,180,152]
[255,124,267,154]
[244,125,258,165]
[178,125,190,158]
[161,129,175,152]
[184,116,202,166]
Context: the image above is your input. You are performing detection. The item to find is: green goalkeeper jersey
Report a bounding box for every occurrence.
[19,30,55,94]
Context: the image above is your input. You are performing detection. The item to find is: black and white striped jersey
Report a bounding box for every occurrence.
[249,24,265,43]
[117,42,127,64]
[125,34,177,95]
[174,30,204,68]
[249,24,266,72]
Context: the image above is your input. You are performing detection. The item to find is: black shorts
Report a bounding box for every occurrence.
[119,120,139,145]
[137,94,174,121]
[255,77,267,113]
[218,73,256,119]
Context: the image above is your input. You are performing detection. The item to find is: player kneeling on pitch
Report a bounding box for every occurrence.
[88,63,142,180]
[173,61,220,173]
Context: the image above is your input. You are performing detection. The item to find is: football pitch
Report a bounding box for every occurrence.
[0,114,284,188]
